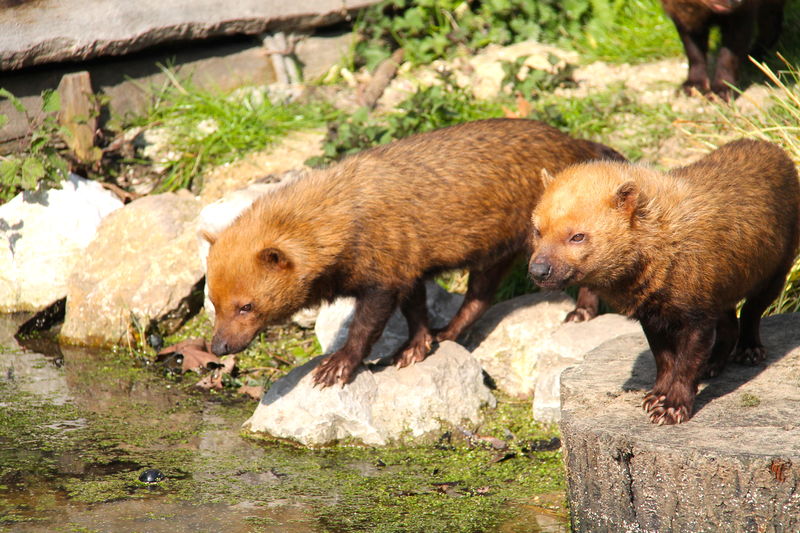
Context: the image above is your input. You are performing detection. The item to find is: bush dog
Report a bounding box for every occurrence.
[203,118,625,387]
[529,139,799,424]
[661,0,787,100]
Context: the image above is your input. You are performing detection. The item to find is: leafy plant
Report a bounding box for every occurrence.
[308,71,504,166]
[501,53,578,98]
[353,0,594,70]
[0,89,71,202]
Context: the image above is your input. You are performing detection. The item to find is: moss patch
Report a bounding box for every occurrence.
[0,346,565,531]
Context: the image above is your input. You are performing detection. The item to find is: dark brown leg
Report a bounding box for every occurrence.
[703,308,738,378]
[564,287,600,323]
[312,288,397,387]
[674,23,711,95]
[641,318,715,424]
[435,255,516,343]
[712,10,754,100]
[393,280,435,368]
[735,267,789,364]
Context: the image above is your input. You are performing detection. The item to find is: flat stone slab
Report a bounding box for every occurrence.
[0,0,376,70]
[560,313,800,532]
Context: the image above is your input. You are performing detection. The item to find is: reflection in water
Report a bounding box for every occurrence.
[0,314,317,533]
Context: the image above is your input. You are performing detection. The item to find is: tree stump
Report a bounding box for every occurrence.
[560,313,800,532]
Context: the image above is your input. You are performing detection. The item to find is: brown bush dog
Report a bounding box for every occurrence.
[661,0,787,101]
[203,118,625,387]
[529,139,799,424]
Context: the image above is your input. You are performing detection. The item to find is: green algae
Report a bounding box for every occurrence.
[2,331,566,532]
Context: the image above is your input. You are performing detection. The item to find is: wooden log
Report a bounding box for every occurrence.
[57,71,100,164]
[361,48,404,109]
[560,313,800,532]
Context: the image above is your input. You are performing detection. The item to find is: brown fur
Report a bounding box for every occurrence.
[205,118,625,386]
[529,139,799,424]
[661,0,786,100]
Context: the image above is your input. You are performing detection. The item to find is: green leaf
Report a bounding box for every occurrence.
[41,89,61,113]
[0,88,26,113]
[0,114,7,129]
[20,157,45,190]
[0,158,21,183]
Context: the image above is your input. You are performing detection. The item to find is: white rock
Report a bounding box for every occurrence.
[243,340,495,446]
[465,292,577,398]
[0,174,122,312]
[532,313,642,423]
[315,281,464,360]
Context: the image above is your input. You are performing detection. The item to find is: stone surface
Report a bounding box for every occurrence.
[0,174,123,313]
[0,0,376,70]
[560,313,800,532]
[199,130,322,205]
[315,282,464,361]
[532,314,642,423]
[243,340,495,446]
[463,292,577,398]
[60,190,204,346]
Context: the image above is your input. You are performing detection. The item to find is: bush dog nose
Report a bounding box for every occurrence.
[529,260,552,281]
[210,336,230,356]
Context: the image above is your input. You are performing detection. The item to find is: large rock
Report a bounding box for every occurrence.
[314,281,464,360]
[0,174,123,313]
[0,0,377,70]
[464,292,577,398]
[243,341,495,446]
[560,313,800,532]
[532,313,642,423]
[60,191,204,346]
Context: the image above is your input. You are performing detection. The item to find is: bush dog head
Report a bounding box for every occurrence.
[202,226,312,356]
[529,163,647,292]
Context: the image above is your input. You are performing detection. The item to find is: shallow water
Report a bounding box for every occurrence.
[0,313,568,533]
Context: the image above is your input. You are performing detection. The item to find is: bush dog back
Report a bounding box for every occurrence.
[205,118,625,387]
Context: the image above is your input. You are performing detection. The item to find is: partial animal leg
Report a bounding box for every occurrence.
[712,8,754,100]
[435,254,516,343]
[735,267,789,364]
[674,23,711,95]
[393,279,435,368]
[564,287,600,323]
[312,288,397,387]
[703,308,738,378]
[642,318,715,424]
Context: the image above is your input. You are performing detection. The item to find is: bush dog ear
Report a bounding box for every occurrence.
[200,230,217,245]
[540,168,555,188]
[614,181,639,217]
[258,247,292,270]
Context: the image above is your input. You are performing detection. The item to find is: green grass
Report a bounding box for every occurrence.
[131,70,336,192]
[576,0,683,63]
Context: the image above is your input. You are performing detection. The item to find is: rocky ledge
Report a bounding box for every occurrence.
[560,313,800,532]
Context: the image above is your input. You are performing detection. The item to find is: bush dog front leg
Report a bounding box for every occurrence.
[312,288,397,387]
